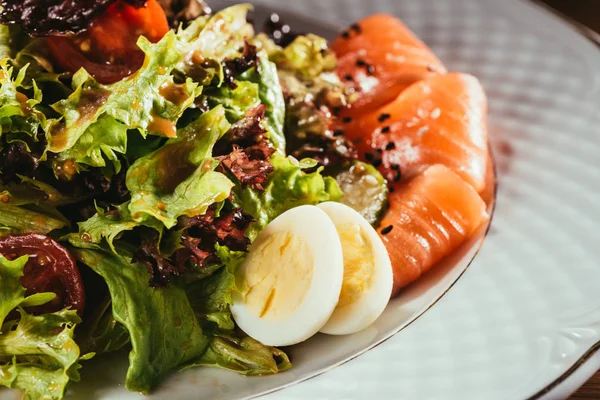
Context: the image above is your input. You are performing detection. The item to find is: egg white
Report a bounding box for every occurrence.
[318,202,393,335]
[231,205,344,347]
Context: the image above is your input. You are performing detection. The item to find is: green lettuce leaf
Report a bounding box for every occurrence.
[77,201,163,253]
[126,106,233,228]
[0,204,68,235]
[0,60,45,140]
[0,255,87,400]
[57,115,128,173]
[244,52,286,152]
[255,33,336,79]
[208,80,261,122]
[193,333,291,375]
[0,309,86,400]
[70,244,208,393]
[0,175,75,207]
[233,153,342,238]
[207,50,285,151]
[184,246,291,375]
[0,255,56,326]
[45,3,254,158]
[177,4,253,75]
[76,296,130,355]
[46,31,200,154]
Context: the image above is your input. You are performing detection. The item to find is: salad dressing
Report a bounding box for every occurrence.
[159,82,190,106]
[148,114,177,138]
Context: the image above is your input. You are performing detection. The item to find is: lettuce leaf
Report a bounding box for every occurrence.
[57,114,128,173]
[184,246,291,375]
[0,255,87,400]
[0,255,56,325]
[233,153,342,238]
[45,32,200,154]
[246,52,286,152]
[76,296,130,355]
[0,309,86,400]
[77,201,163,254]
[207,50,285,152]
[194,333,291,375]
[126,106,233,228]
[208,80,261,122]
[0,204,68,234]
[255,33,336,79]
[70,244,208,393]
[0,60,45,140]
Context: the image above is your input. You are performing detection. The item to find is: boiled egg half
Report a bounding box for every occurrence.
[317,202,393,335]
[231,205,344,347]
[231,203,393,346]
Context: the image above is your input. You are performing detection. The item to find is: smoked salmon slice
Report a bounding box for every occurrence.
[379,164,489,295]
[341,72,489,193]
[332,14,447,114]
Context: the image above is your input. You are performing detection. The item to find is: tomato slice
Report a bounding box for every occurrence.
[48,0,169,84]
[0,234,85,316]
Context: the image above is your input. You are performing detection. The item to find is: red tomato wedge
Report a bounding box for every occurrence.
[342,72,489,193]
[332,14,447,115]
[48,0,169,84]
[380,165,489,295]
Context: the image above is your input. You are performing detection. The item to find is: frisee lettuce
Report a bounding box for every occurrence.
[0,255,89,400]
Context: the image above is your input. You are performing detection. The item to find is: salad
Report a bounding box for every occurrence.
[0,0,492,399]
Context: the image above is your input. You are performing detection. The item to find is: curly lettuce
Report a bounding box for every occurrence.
[233,154,342,238]
[0,255,88,400]
[126,105,234,228]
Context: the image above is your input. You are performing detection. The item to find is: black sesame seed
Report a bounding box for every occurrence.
[391,163,400,170]
[341,31,350,39]
[380,126,391,133]
[342,116,353,123]
[381,225,393,235]
[350,23,362,33]
[356,59,366,67]
[332,106,342,116]
[375,148,383,154]
[388,186,395,193]
[378,113,391,122]
[372,159,382,167]
[365,152,374,161]
[385,142,396,150]
[333,129,344,136]
[394,170,402,182]
[366,65,375,75]
[344,74,353,81]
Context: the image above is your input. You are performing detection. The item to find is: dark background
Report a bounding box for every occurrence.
[538,1,599,399]
[540,0,600,34]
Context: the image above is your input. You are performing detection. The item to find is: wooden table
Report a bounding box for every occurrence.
[536,1,599,398]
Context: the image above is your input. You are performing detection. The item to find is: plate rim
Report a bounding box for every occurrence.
[520,2,600,395]
[513,2,600,397]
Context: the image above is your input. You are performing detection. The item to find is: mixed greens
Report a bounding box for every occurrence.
[0,1,387,398]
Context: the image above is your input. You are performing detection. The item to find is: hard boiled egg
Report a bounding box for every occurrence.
[230,205,344,347]
[317,202,393,335]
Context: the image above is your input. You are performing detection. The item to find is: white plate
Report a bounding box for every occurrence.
[4,0,600,398]
[250,0,600,399]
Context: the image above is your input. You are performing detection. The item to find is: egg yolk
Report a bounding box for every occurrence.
[336,224,375,307]
[239,232,314,320]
